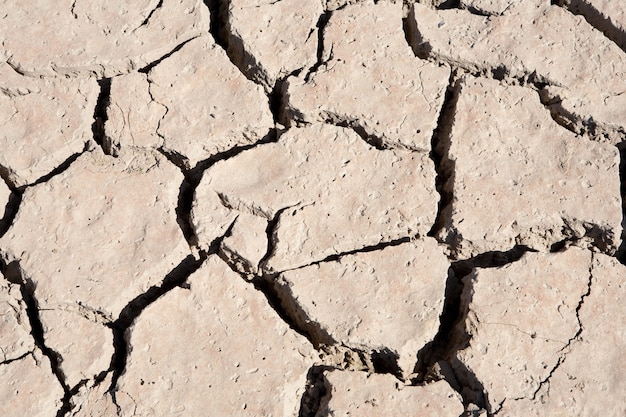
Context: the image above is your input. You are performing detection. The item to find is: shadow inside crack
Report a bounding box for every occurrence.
[298,365,332,417]
[0,190,22,238]
[616,142,626,265]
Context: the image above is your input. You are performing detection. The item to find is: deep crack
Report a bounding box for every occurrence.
[0,260,72,413]
[92,78,112,154]
[298,365,332,417]
[427,70,460,237]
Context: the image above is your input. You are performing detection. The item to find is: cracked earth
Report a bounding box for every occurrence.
[0,0,625,416]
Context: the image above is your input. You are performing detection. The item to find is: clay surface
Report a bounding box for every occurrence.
[317,371,463,416]
[0,1,624,416]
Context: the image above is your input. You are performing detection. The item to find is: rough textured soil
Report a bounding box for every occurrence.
[0,1,624,416]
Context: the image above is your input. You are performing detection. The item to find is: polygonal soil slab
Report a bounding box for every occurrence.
[1,0,210,77]
[104,72,166,155]
[275,239,449,377]
[192,123,438,272]
[317,371,463,417]
[109,35,275,169]
[500,252,626,416]
[284,1,450,152]
[409,2,626,141]
[113,256,314,417]
[39,310,113,388]
[0,352,64,417]
[0,74,98,188]
[451,248,592,412]
[438,77,621,258]
[225,0,322,90]
[0,149,190,385]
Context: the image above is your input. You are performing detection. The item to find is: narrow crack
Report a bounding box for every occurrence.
[554,0,626,53]
[277,235,414,275]
[107,253,208,404]
[92,78,112,154]
[304,11,333,83]
[137,0,163,29]
[427,70,459,237]
[0,350,31,366]
[26,142,92,189]
[317,114,388,150]
[518,253,593,409]
[137,36,200,74]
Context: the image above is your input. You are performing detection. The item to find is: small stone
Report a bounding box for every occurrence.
[113,256,314,417]
[1,0,210,77]
[148,36,275,169]
[276,239,449,376]
[0,77,98,188]
[318,371,463,417]
[409,2,626,141]
[192,124,438,272]
[104,73,165,155]
[285,1,449,152]
[226,0,322,90]
[0,351,63,417]
[0,278,34,362]
[500,252,626,416]
[452,248,591,411]
[439,77,621,257]
[39,309,113,389]
[0,148,189,320]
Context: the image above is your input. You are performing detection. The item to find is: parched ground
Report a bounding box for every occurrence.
[0,1,625,416]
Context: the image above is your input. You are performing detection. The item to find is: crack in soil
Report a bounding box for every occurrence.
[107,253,208,405]
[304,11,333,83]
[410,246,533,414]
[91,78,112,154]
[427,69,459,237]
[137,36,200,74]
[0,259,73,415]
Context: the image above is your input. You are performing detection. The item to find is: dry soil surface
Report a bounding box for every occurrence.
[0,1,625,416]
